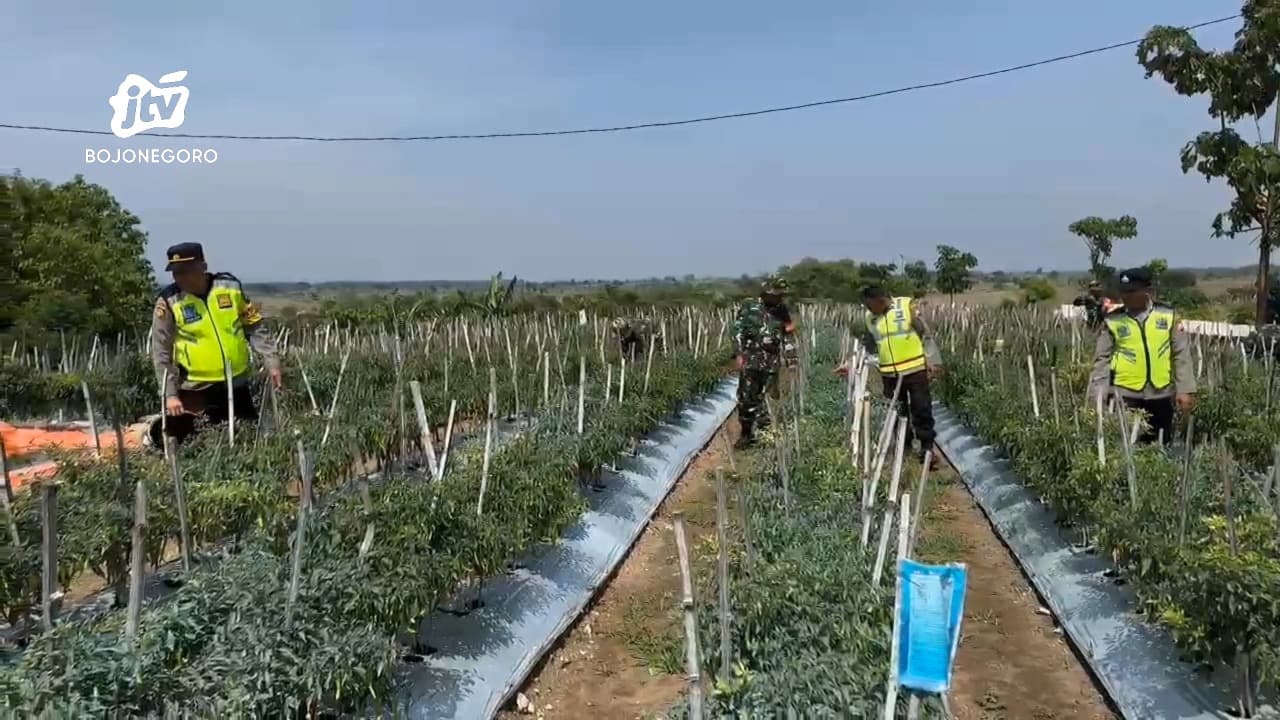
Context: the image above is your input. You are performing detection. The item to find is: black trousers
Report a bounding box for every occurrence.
[881,370,935,452]
[157,383,259,446]
[1122,396,1174,446]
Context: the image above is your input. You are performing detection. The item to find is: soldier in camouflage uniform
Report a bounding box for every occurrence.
[612,317,648,361]
[733,276,796,448]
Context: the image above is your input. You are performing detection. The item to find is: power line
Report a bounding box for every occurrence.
[0,14,1240,143]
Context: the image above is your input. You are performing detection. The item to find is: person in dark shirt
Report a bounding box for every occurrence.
[1072,281,1105,329]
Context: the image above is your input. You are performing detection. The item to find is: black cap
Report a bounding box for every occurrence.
[1116,267,1152,291]
[165,242,205,271]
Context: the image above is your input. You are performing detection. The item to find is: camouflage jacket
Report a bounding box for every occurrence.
[734,300,789,371]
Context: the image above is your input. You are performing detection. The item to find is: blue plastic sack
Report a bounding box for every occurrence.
[897,558,967,695]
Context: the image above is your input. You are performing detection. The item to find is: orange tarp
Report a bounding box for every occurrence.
[2,421,147,492]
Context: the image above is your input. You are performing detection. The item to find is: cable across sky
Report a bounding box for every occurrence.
[0,14,1241,143]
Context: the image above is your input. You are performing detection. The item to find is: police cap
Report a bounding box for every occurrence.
[165,242,205,271]
[1116,267,1153,292]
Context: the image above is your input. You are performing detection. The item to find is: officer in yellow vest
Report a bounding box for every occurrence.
[1089,267,1195,445]
[851,286,943,468]
[149,243,281,444]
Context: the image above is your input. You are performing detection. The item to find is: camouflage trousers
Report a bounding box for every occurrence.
[737,366,780,426]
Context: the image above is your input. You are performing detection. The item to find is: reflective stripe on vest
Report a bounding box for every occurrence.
[1105,308,1173,392]
[867,297,927,374]
[167,277,252,384]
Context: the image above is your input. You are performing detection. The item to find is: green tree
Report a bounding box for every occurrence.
[6,173,156,343]
[902,260,932,297]
[1018,277,1057,306]
[934,245,979,301]
[1068,215,1138,282]
[1138,2,1280,326]
[1145,257,1170,284]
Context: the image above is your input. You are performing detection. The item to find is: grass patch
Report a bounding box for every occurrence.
[616,595,683,675]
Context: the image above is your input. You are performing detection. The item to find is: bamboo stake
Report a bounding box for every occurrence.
[80,380,101,457]
[124,479,147,642]
[873,421,910,586]
[39,482,58,631]
[577,357,586,435]
[477,368,497,516]
[439,400,458,480]
[714,469,732,681]
[165,435,192,574]
[672,514,703,720]
[408,381,440,479]
[882,492,912,720]
[285,440,314,631]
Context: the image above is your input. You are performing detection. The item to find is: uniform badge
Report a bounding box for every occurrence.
[242,302,262,324]
[1116,325,1130,338]
[216,293,233,309]
[1155,318,1169,330]
[182,305,200,324]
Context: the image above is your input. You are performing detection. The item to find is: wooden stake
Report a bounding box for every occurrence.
[714,469,732,681]
[285,440,313,630]
[477,368,497,516]
[39,483,58,631]
[124,479,147,641]
[672,513,703,720]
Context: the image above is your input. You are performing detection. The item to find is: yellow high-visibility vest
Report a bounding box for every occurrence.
[164,274,256,384]
[867,297,927,375]
[1105,305,1174,392]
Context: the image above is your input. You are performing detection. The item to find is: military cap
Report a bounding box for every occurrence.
[1116,267,1153,292]
[165,242,205,271]
[761,275,789,294]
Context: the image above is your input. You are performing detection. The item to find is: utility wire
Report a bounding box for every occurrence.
[0,14,1240,143]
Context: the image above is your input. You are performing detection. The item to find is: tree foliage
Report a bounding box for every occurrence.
[1068,215,1138,282]
[3,173,156,343]
[933,245,979,300]
[1137,1,1280,324]
[902,260,932,297]
[768,256,911,298]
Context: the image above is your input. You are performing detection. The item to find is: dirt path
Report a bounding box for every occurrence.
[497,421,736,720]
[915,469,1117,720]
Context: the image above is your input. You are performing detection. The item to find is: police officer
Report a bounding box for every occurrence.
[732,276,795,448]
[150,243,282,444]
[612,317,647,362]
[1089,267,1195,445]
[854,286,943,468]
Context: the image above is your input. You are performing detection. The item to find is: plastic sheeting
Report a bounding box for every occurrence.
[932,403,1278,720]
[401,378,738,719]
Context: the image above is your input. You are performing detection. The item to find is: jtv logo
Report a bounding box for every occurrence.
[107,71,190,139]
[88,71,217,165]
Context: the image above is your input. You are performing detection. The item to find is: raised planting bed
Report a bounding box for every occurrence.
[932,306,1279,719]
[401,378,737,719]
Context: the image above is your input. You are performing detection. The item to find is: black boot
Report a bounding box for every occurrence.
[734,420,755,449]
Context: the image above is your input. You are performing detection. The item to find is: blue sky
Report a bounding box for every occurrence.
[2,0,1269,281]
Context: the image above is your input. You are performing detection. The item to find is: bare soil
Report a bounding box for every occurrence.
[915,469,1116,720]
[497,421,737,720]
